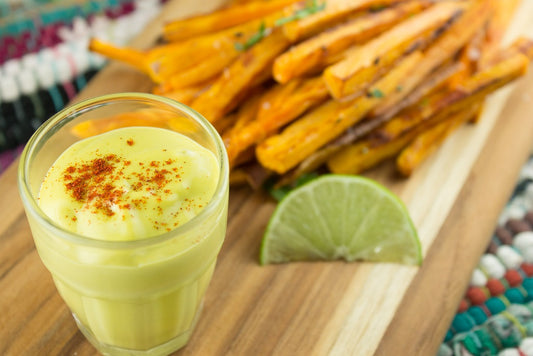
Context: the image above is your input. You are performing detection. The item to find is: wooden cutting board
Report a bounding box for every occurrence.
[2,1,533,355]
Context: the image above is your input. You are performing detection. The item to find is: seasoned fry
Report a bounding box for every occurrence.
[282,0,405,42]
[328,102,479,175]
[327,49,530,175]
[225,76,329,166]
[369,0,491,118]
[155,14,285,83]
[88,38,220,83]
[92,4,304,84]
[479,0,522,68]
[154,79,214,105]
[448,28,486,89]
[257,76,329,123]
[224,88,264,136]
[157,49,239,90]
[159,87,199,106]
[273,0,430,83]
[157,3,314,87]
[256,50,423,174]
[377,54,528,142]
[323,1,467,100]
[89,39,149,74]
[191,29,291,123]
[279,61,461,184]
[163,0,300,42]
[481,37,533,68]
[448,28,487,122]
[281,63,465,182]
[328,127,418,175]
[214,114,239,135]
[396,105,480,176]
[372,61,464,121]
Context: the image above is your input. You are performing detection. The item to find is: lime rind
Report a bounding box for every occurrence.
[260,175,422,266]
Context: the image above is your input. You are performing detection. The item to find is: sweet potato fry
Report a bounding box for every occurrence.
[191,29,291,123]
[273,0,430,83]
[327,128,417,175]
[448,27,487,89]
[479,0,522,68]
[372,61,463,121]
[322,1,467,100]
[257,78,307,122]
[396,105,479,176]
[214,114,239,135]
[159,87,200,106]
[257,76,329,123]
[448,28,487,123]
[281,0,405,42]
[92,4,305,84]
[88,38,221,84]
[163,0,300,42]
[154,13,287,83]
[224,76,329,166]
[153,79,214,105]
[160,48,238,90]
[327,105,477,174]
[255,50,423,174]
[278,60,459,183]
[326,42,531,175]
[224,88,264,135]
[369,0,491,118]
[277,62,461,183]
[377,54,529,143]
[88,39,149,74]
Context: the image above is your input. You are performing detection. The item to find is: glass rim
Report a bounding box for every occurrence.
[17,92,229,250]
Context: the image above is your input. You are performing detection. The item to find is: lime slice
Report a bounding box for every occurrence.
[260,175,422,265]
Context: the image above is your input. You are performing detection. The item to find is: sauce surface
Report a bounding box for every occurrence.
[38,126,219,241]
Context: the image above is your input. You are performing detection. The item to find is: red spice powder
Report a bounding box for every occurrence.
[62,153,180,223]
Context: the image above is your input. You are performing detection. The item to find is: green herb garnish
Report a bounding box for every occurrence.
[274,0,326,26]
[369,4,386,12]
[267,172,319,201]
[233,0,326,51]
[234,21,267,51]
[368,88,385,98]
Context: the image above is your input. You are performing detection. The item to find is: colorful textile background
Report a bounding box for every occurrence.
[0,0,164,167]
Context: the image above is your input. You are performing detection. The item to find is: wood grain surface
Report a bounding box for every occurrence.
[2,1,533,355]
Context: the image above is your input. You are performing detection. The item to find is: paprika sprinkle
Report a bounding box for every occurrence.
[38,126,219,241]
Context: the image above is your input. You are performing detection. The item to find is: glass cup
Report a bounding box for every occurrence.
[18,93,229,355]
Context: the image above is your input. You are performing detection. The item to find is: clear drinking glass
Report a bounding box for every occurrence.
[18,93,229,355]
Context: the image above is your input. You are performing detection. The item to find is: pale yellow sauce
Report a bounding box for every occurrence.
[38,126,219,241]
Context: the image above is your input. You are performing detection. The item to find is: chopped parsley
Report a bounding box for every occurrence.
[267,172,319,201]
[234,0,326,51]
[368,88,385,98]
[275,0,326,26]
[234,22,267,51]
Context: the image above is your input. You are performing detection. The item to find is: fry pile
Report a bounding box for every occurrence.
[88,0,533,188]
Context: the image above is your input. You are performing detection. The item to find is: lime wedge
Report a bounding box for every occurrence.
[260,175,422,265]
